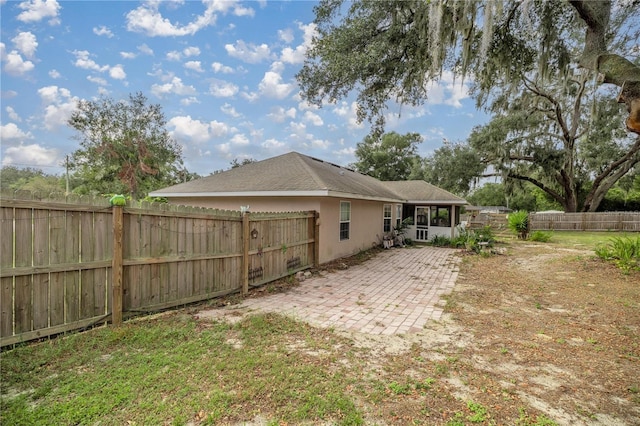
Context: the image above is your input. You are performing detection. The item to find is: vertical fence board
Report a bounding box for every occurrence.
[94,211,110,316]
[1,207,14,338]
[14,207,33,334]
[32,209,50,330]
[80,211,95,320]
[64,211,80,323]
[49,211,65,327]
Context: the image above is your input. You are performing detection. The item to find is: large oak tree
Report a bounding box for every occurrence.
[297,0,640,135]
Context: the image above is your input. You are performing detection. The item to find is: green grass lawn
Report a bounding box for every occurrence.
[539,230,637,250]
[1,313,365,426]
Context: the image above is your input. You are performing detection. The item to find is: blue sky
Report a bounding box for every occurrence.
[1,0,489,176]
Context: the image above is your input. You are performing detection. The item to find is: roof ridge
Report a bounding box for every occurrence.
[294,152,331,189]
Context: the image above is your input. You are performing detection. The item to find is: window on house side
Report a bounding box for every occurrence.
[395,204,402,230]
[383,204,392,233]
[340,201,351,241]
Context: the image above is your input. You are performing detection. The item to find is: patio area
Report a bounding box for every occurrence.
[198,246,461,335]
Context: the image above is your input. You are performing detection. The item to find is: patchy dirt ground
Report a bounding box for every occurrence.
[205,242,639,425]
[437,242,640,425]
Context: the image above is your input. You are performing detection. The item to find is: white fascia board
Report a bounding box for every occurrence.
[326,191,402,203]
[148,190,330,198]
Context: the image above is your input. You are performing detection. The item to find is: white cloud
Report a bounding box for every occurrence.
[240,91,259,102]
[225,40,271,64]
[137,44,154,55]
[217,143,231,155]
[168,115,212,144]
[258,69,293,99]
[262,138,286,150]
[425,71,470,108]
[125,0,251,37]
[93,25,113,38]
[36,85,78,131]
[166,51,182,61]
[0,122,32,142]
[209,79,238,97]
[267,106,296,123]
[87,75,107,86]
[72,50,108,72]
[229,133,249,145]
[303,111,323,126]
[280,23,316,65]
[2,143,59,167]
[49,69,61,78]
[278,28,294,44]
[210,120,231,137]
[12,32,38,58]
[184,60,203,72]
[1,41,34,76]
[72,51,126,80]
[6,106,21,121]
[17,0,61,24]
[180,96,200,106]
[333,101,364,130]
[211,62,234,74]
[109,64,126,80]
[150,76,196,97]
[221,103,241,118]
[183,46,200,57]
[120,51,137,59]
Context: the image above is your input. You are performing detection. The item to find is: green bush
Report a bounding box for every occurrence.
[508,210,529,239]
[595,235,640,274]
[452,226,495,253]
[529,230,552,242]
[430,235,451,247]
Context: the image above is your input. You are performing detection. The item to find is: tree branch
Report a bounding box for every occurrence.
[569,0,640,135]
[507,173,564,206]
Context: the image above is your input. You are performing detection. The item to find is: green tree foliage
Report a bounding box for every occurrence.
[351,132,421,180]
[68,92,185,199]
[469,83,640,212]
[230,158,257,168]
[466,182,542,212]
[0,166,64,194]
[297,1,640,137]
[410,141,484,196]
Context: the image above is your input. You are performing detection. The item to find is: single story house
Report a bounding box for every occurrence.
[150,152,467,264]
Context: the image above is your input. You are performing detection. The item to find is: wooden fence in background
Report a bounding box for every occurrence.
[467,213,512,238]
[0,192,319,347]
[530,212,640,231]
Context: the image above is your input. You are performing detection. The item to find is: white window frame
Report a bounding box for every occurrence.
[383,204,392,233]
[339,201,351,241]
[395,204,402,230]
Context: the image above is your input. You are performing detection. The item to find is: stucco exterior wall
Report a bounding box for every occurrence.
[164,196,397,264]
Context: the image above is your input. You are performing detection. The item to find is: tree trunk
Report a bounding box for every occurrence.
[570,0,640,135]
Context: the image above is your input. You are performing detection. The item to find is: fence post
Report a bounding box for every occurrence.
[314,211,320,267]
[112,205,124,326]
[242,212,249,296]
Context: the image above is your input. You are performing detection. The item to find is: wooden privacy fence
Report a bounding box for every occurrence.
[467,213,511,238]
[0,193,319,347]
[530,212,640,231]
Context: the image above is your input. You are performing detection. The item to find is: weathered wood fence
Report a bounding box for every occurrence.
[530,212,640,231]
[467,213,511,238]
[0,193,319,347]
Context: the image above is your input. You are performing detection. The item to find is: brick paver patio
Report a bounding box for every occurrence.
[208,246,461,335]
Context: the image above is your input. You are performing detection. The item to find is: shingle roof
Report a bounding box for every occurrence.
[150,152,401,201]
[150,152,467,205]
[380,180,467,205]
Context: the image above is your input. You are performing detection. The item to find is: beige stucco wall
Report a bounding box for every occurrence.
[165,196,399,264]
